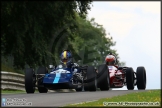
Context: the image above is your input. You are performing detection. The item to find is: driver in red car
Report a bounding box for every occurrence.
[105,53,118,69]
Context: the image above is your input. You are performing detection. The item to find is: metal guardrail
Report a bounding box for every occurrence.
[1,71,75,92]
[1,71,25,91]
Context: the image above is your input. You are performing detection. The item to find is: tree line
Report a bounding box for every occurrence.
[1,1,125,70]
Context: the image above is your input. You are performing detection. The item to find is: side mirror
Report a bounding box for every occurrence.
[49,65,54,69]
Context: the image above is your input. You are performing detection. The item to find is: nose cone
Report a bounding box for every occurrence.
[43,73,72,84]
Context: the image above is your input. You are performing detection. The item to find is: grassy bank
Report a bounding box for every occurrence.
[66,90,161,107]
[1,89,39,94]
[1,90,26,94]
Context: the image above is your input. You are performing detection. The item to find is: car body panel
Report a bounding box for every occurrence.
[43,73,72,84]
[108,66,125,88]
[42,64,76,89]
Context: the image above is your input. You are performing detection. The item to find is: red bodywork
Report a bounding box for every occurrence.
[108,65,125,88]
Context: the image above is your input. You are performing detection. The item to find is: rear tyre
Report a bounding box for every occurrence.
[84,66,97,91]
[75,87,83,92]
[84,85,89,91]
[75,88,82,92]
[97,64,110,91]
[37,67,48,93]
[136,66,146,90]
[25,68,36,93]
[75,82,83,92]
[126,67,135,90]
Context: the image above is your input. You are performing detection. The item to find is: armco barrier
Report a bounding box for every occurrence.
[1,71,75,92]
[1,71,25,91]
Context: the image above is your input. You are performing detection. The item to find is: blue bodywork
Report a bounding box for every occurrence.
[42,64,77,89]
[43,65,73,84]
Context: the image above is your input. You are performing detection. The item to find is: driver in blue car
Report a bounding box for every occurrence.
[60,50,82,83]
[60,50,80,73]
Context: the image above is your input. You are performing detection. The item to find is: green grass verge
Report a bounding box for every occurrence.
[1,90,26,94]
[1,89,38,94]
[66,90,161,107]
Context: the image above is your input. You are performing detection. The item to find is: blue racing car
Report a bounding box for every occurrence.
[24,63,97,93]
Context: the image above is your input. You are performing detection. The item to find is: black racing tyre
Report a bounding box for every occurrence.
[25,68,36,94]
[84,84,89,91]
[37,67,48,93]
[75,82,83,92]
[136,66,146,90]
[97,64,110,91]
[75,87,83,92]
[126,67,135,90]
[84,66,97,91]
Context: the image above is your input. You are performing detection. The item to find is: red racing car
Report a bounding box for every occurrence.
[97,54,146,90]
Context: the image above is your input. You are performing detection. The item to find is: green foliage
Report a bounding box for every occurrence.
[69,15,123,66]
[1,1,92,69]
[119,62,126,67]
[1,1,125,70]
[1,63,24,74]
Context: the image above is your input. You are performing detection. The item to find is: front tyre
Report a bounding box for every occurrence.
[25,68,36,93]
[126,67,135,90]
[97,64,110,91]
[136,66,146,90]
[84,66,97,91]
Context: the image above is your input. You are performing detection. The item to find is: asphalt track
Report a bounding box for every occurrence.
[1,89,156,107]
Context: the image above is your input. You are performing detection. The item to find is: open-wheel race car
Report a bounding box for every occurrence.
[96,54,146,91]
[25,63,98,93]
